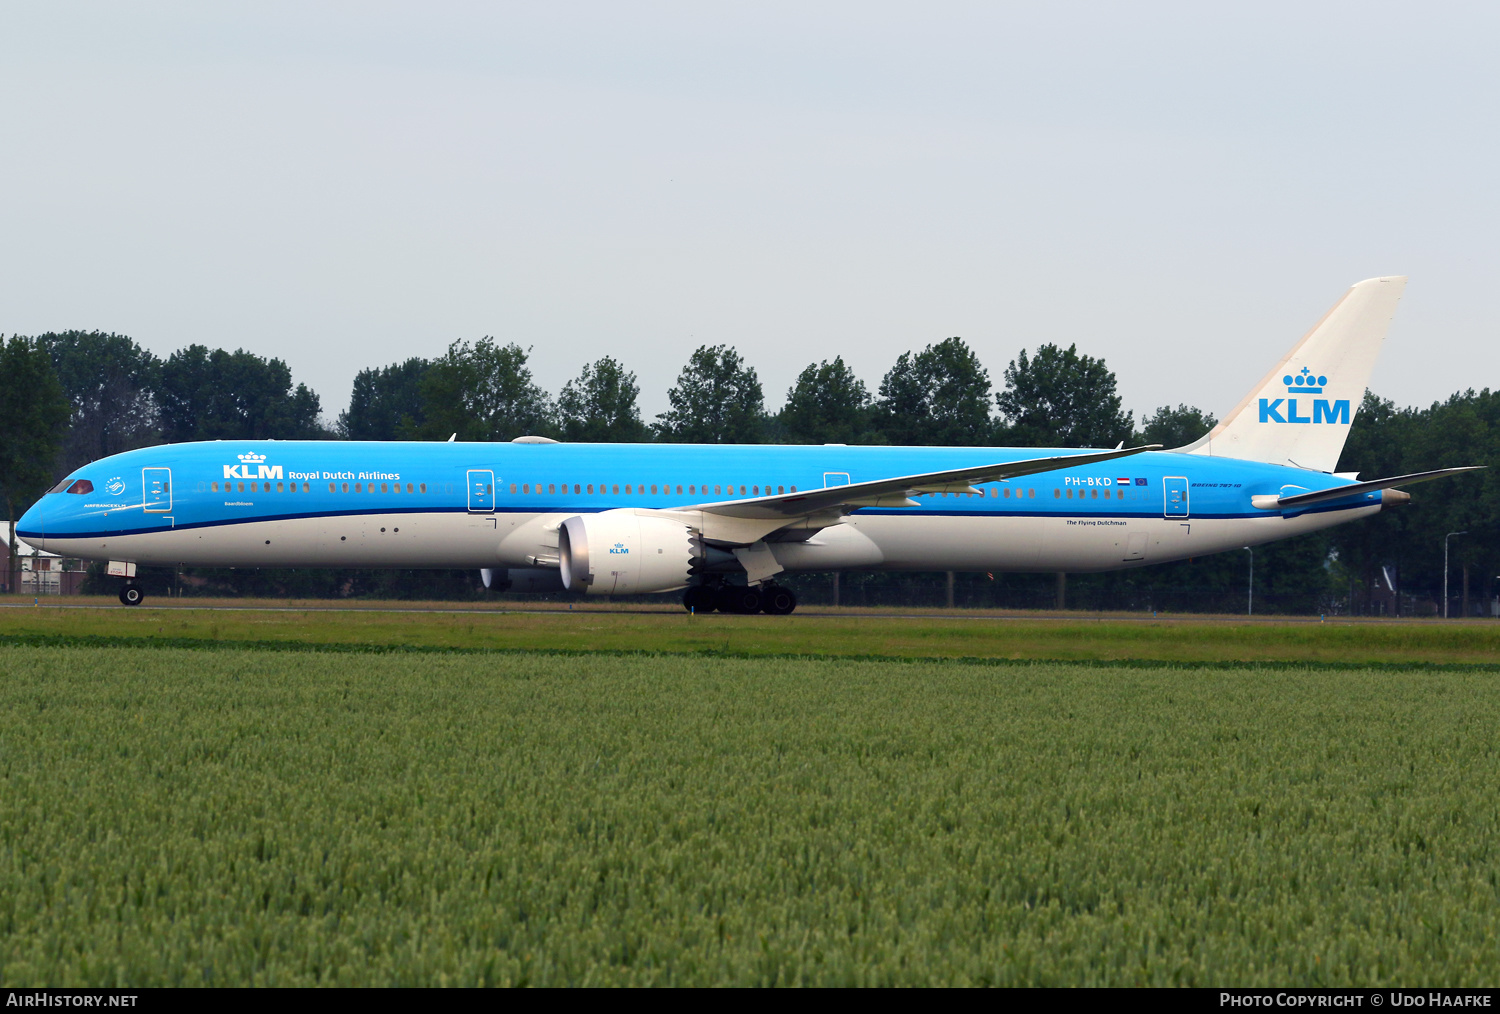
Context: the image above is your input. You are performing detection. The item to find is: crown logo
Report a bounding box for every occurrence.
[237,452,267,463]
[1282,366,1327,394]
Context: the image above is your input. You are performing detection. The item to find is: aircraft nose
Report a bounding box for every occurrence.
[15,500,45,552]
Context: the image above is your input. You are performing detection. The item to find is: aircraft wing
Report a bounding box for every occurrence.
[1269,466,1484,509]
[672,445,1161,522]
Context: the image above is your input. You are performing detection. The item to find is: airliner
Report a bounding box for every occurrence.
[17,276,1479,613]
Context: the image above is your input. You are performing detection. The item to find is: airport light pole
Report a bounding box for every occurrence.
[1244,547,1253,616]
[1444,531,1468,618]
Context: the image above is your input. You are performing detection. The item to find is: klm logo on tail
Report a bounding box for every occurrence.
[1258,367,1349,426]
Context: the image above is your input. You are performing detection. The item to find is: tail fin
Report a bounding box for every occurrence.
[1179,276,1407,472]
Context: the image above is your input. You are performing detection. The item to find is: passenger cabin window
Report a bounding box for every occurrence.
[419,483,427,493]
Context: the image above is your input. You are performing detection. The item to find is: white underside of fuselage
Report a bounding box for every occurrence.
[40,504,1378,578]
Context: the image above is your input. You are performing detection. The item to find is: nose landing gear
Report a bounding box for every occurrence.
[119,584,144,607]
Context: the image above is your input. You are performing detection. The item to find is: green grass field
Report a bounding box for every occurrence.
[3,596,1500,665]
[2,641,1497,986]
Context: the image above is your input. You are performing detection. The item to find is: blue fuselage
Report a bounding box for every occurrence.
[17,440,1382,576]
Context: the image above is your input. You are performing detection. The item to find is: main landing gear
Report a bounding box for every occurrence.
[119,584,144,607]
[682,582,797,616]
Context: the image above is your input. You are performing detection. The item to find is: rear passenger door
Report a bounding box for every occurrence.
[1163,476,1189,519]
[467,469,495,513]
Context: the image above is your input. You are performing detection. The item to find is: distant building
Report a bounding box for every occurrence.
[2,527,87,595]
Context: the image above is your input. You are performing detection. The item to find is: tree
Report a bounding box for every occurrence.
[996,343,1133,448]
[776,357,876,444]
[557,356,649,442]
[339,358,431,440]
[157,346,325,442]
[654,345,765,443]
[1138,403,1217,449]
[1328,389,1498,616]
[416,337,555,442]
[38,331,161,473]
[874,337,994,446]
[0,336,71,584]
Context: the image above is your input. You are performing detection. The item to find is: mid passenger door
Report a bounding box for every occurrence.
[1163,476,1189,519]
[467,469,495,513]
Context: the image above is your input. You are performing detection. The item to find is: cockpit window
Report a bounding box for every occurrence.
[46,477,73,494]
[65,479,94,494]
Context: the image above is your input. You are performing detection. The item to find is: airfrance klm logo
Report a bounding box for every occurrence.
[1259,367,1349,425]
[224,451,283,481]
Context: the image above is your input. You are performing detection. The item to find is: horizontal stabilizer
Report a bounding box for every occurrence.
[1267,466,1484,509]
[678,445,1161,523]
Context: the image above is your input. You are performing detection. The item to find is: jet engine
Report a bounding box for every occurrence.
[559,509,695,595]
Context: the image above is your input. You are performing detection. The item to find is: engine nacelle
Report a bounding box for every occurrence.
[559,510,695,595]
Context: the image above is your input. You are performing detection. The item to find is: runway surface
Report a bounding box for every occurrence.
[0,600,1474,625]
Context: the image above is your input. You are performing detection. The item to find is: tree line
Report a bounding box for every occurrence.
[343,335,1209,449]
[0,329,1494,614]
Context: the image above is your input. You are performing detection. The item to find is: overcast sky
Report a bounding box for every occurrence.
[3,2,1496,427]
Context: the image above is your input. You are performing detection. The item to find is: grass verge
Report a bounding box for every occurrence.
[2,599,1498,665]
